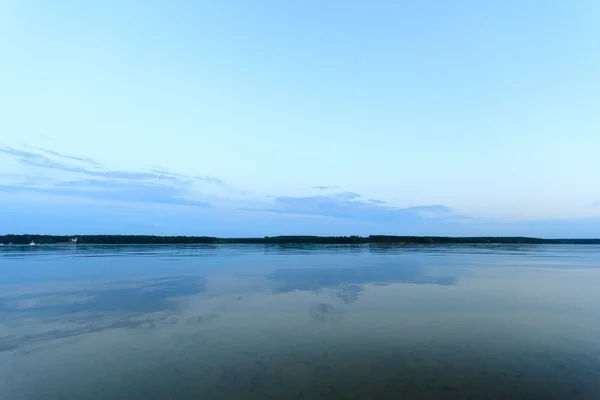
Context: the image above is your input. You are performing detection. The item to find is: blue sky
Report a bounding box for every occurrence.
[1,1,600,237]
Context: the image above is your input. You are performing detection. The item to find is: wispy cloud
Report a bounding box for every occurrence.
[195,175,224,185]
[404,204,453,218]
[0,147,220,207]
[146,165,223,185]
[60,180,211,207]
[368,199,387,204]
[37,147,102,166]
[240,192,453,225]
[311,185,337,190]
[1,147,212,182]
[334,191,361,200]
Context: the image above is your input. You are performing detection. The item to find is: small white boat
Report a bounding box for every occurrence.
[29,241,36,246]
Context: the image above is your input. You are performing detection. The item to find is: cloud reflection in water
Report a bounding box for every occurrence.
[269,262,456,304]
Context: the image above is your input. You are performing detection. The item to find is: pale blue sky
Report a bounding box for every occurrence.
[1,1,600,237]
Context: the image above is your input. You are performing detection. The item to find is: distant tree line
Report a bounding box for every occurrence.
[1,234,599,245]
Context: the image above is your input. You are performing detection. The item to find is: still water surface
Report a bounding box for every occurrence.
[2,244,600,399]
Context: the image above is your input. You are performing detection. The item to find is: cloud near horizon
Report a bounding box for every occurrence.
[241,192,453,225]
[0,147,221,208]
[38,147,103,166]
[311,185,338,190]
[1,147,454,224]
[2,146,600,238]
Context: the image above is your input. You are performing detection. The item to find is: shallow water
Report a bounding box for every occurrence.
[1,244,600,399]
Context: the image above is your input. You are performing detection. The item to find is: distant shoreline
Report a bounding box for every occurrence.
[1,235,600,245]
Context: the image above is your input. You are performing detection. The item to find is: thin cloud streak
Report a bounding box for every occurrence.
[1,147,223,184]
[0,183,212,208]
[0,147,221,208]
[240,193,453,225]
[37,147,103,166]
[311,185,338,190]
[4,148,598,237]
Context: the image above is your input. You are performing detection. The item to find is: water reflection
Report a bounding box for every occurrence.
[309,303,344,324]
[335,283,362,304]
[270,262,455,303]
[1,276,205,315]
[0,276,207,353]
[262,243,368,255]
[2,245,600,399]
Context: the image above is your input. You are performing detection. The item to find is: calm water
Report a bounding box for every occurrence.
[2,244,600,399]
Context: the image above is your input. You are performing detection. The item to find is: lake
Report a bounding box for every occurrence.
[1,244,600,399]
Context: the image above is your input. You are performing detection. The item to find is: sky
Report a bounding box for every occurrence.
[1,0,600,237]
